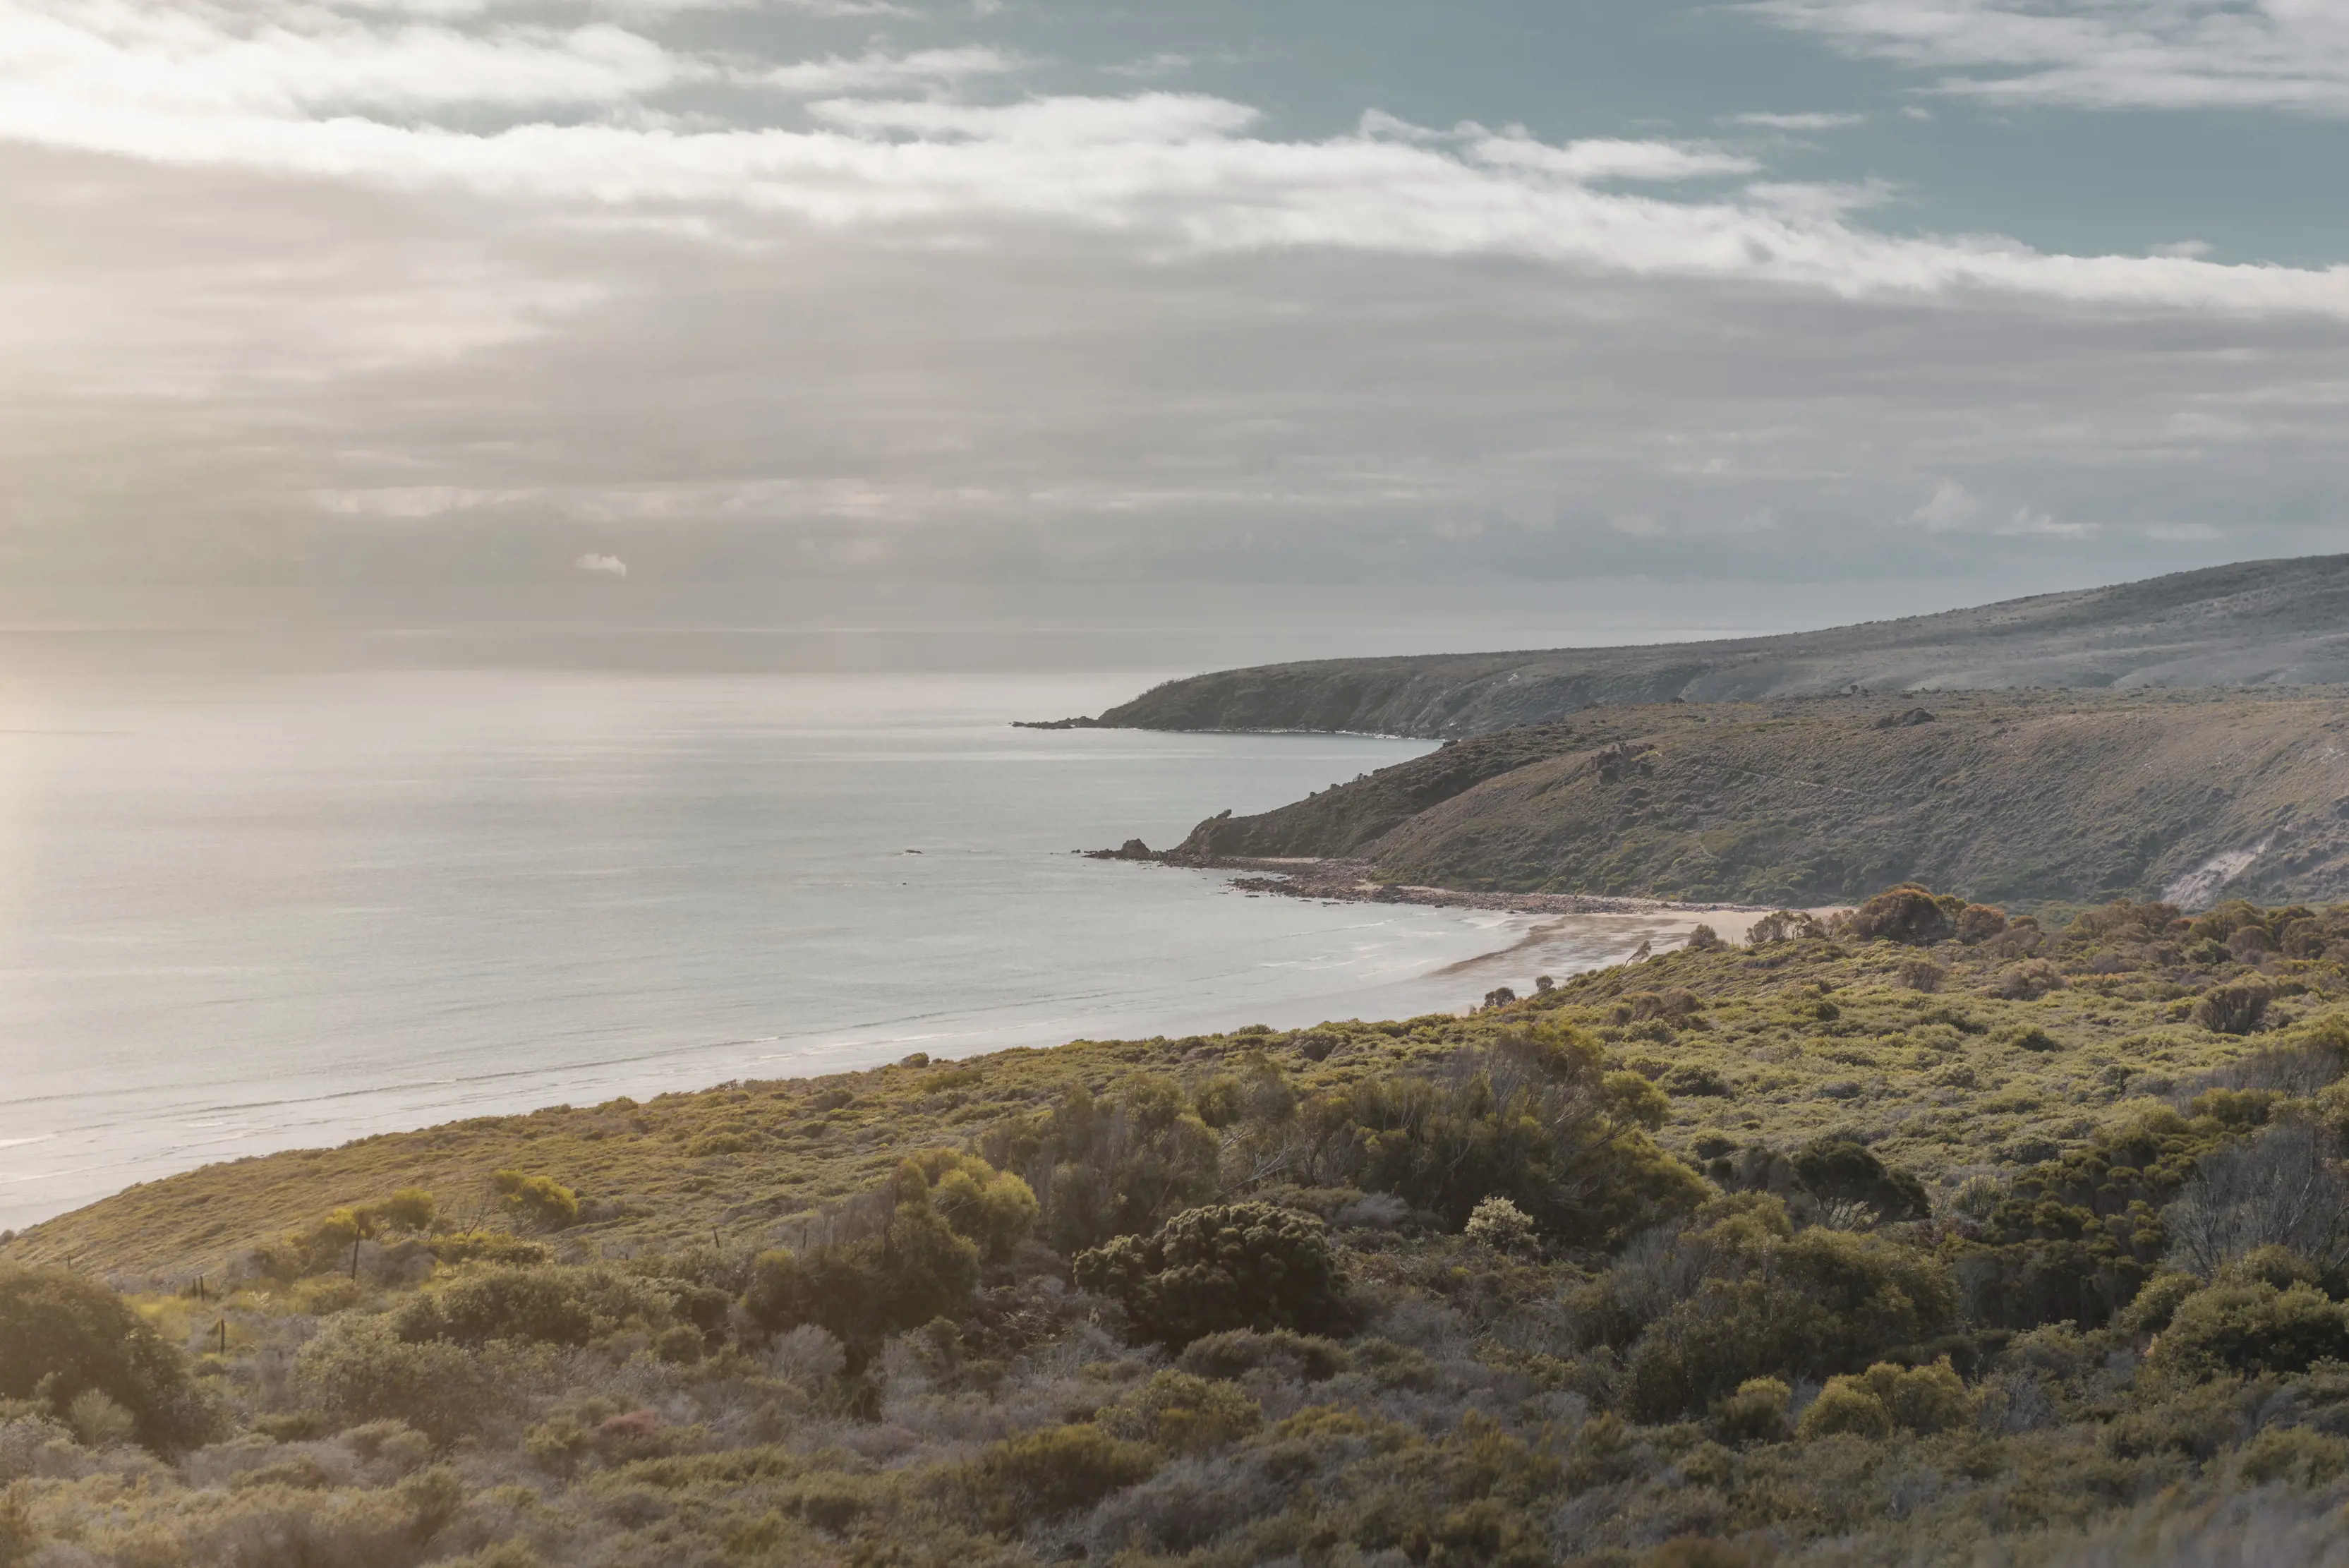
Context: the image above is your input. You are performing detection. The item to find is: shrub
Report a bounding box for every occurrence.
[1100,1370,1260,1454]
[296,1317,507,1445]
[745,1164,982,1347]
[1994,960,2067,1000]
[1463,1195,1537,1253]
[2238,1425,2349,1487]
[2152,1277,2349,1377]
[2166,1123,2349,1279]
[492,1171,580,1231]
[1283,1024,1703,1246]
[1624,1226,1957,1419]
[2194,979,2274,1036]
[905,1150,1038,1262]
[0,1265,209,1451]
[1713,1377,1790,1444]
[1849,885,1955,946]
[962,1425,1158,1531]
[1074,1202,1350,1348]
[1176,1328,1352,1383]
[1790,1137,1929,1222]
[1955,904,2010,943]
[394,1265,665,1348]
[1797,1359,1971,1439]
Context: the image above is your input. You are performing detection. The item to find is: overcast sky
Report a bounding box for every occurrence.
[6,0,2348,648]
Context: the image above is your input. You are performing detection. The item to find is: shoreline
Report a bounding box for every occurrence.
[1092,848,1786,941]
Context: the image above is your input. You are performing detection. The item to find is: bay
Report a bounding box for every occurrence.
[0,667,1670,1231]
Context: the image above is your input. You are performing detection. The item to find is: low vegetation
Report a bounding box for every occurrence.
[1166,689,2349,909]
[11,888,2349,1564]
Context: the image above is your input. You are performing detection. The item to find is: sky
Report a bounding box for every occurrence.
[5,0,2349,653]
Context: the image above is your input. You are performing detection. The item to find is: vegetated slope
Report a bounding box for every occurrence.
[1085,554,2349,737]
[13,895,2349,1566]
[1171,689,2349,910]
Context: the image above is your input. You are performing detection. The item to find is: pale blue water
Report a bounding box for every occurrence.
[0,668,1676,1231]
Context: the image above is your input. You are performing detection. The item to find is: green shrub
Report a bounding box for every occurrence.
[1713,1377,1791,1444]
[1100,1370,1260,1453]
[394,1265,666,1348]
[2238,1424,2349,1486]
[905,1150,1038,1262]
[296,1317,508,1445]
[745,1163,982,1347]
[962,1424,1158,1532]
[1176,1327,1353,1382]
[0,1265,210,1451]
[1797,1359,1971,1440]
[1790,1137,1929,1222]
[1624,1227,1956,1420]
[2151,1278,2349,1378]
[492,1171,580,1231]
[1286,1024,1703,1246]
[2194,979,2274,1036]
[1073,1202,1350,1348]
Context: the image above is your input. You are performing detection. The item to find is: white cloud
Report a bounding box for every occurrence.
[1725,110,1866,128]
[2152,239,2214,258]
[760,47,1019,96]
[574,551,628,575]
[1469,133,1763,181]
[1751,0,2349,116]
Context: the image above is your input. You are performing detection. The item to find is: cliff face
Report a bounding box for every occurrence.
[1097,555,2349,737]
[1172,691,2349,911]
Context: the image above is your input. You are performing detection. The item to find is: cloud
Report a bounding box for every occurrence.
[760,47,1020,96]
[574,552,628,576]
[1749,0,2349,117]
[1725,110,1866,128]
[1468,132,1763,181]
[2,0,2348,605]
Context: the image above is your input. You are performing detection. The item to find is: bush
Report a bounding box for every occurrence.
[1100,1370,1260,1453]
[1797,1360,1971,1439]
[1994,960,2067,1000]
[2195,979,2274,1036]
[492,1171,580,1231]
[1463,1195,1537,1253]
[394,1265,666,1348]
[1176,1328,1352,1383]
[1074,1202,1351,1348]
[1624,1226,1957,1419]
[2152,1277,2349,1378]
[296,1317,508,1445]
[745,1163,982,1347]
[962,1425,1159,1531]
[905,1150,1038,1262]
[1849,885,1955,946]
[1791,1137,1929,1222]
[1713,1377,1790,1444]
[0,1265,209,1451]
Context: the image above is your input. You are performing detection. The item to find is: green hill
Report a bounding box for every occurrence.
[11,891,2349,1565]
[1072,555,2349,737]
[1166,689,2349,911]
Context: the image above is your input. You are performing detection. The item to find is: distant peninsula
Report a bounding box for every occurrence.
[1041,555,2349,739]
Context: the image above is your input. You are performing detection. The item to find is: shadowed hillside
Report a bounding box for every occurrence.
[1075,555,2349,737]
[1169,690,2349,910]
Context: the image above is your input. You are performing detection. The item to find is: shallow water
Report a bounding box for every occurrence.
[0,668,1676,1230]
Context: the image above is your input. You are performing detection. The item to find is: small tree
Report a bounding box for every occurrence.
[1074,1202,1349,1348]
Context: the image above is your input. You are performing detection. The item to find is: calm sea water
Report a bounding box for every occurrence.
[0,668,1674,1231]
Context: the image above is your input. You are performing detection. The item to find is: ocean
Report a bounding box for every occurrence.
[0,665,1679,1231]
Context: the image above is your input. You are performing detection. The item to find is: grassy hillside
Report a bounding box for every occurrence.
[1070,555,2349,737]
[1168,689,2349,910]
[11,892,2349,1564]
